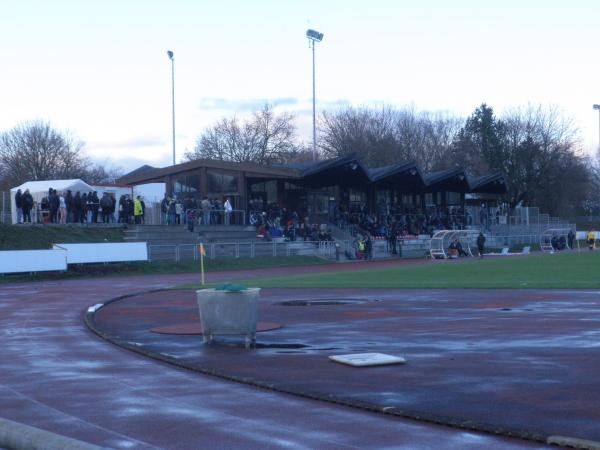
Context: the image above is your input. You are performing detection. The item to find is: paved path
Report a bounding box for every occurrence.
[0,266,553,449]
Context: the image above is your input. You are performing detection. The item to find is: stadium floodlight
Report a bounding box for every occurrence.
[306,29,324,42]
[594,104,600,149]
[167,50,175,166]
[306,29,324,161]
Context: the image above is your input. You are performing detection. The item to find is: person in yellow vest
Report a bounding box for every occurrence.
[133,196,143,224]
[587,229,595,251]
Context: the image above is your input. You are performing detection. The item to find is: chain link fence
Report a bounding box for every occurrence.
[1,191,10,224]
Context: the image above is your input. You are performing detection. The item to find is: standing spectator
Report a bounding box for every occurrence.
[86,191,94,223]
[175,199,183,225]
[21,189,33,223]
[58,191,67,224]
[365,233,373,260]
[134,196,143,224]
[124,195,134,224]
[186,206,197,232]
[49,189,59,223]
[160,193,169,224]
[140,196,146,224]
[224,196,233,225]
[479,203,486,229]
[14,189,23,224]
[65,190,74,223]
[73,192,81,223]
[567,229,575,250]
[90,191,100,223]
[477,232,486,259]
[100,193,112,223]
[587,229,595,251]
[168,197,176,225]
[109,193,116,223]
[118,195,126,223]
[80,192,88,223]
[201,196,211,225]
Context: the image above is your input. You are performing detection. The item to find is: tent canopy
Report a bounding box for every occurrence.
[11,179,93,196]
[9,179,94,224]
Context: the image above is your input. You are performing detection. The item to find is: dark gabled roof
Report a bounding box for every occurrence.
[287,154,371,187]
[368,161,426,192]
[120,164,158,180]
[117,158,299,185]
[468,172,508,194]
[424,168,470,192]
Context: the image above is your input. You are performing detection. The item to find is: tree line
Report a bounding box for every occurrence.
[1,103,597,218]
[186,103,596,217]
[0,120,122,191]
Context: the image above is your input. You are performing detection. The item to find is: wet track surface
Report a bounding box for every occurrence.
[90,287,600,444]
[0,262,579,449]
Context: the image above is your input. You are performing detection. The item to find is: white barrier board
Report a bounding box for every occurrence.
[52,242,148,264]
[0,249,67,274]
[329,353,407,367]
[577,231,598,240]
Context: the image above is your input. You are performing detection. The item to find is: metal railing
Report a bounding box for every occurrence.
[147,240,340,262]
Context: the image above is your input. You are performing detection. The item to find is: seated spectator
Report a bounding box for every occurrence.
[448,240,459,259]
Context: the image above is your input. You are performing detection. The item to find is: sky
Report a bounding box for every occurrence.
[1,0,599,173]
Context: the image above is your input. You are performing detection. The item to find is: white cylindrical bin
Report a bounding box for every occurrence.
[196,287,260,348]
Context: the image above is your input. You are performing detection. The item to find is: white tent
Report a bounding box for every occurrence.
[10,179,93,224]
[133,183,166,203]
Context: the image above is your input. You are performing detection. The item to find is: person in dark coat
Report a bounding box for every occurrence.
[73,192,81,223]
[65,190,74,223]
[21,189,34,223]
[15,189,23,223]
[49,188,59,223]
[477,232,486,259]
[80,193,88,223]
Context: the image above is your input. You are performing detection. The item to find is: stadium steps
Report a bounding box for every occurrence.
[124,224,260,247]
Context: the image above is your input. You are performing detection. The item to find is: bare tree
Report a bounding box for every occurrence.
[185,104,298,164]
[0,120,123,187]
[0,120,90,186]
[319,105,461,169]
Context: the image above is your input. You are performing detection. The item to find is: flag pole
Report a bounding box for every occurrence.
[199,243,205,286]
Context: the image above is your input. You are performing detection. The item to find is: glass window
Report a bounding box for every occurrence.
[447,191,461,205]
[173,174,200,199]
[208,171,239,194]
[349,188,365,203]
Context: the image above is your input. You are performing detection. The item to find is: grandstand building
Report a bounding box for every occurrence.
[117,154,507,225]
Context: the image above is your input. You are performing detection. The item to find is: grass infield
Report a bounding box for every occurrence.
[216,251,600,289]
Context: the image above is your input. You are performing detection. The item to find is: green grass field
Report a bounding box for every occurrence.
[0,256,328,283]
[216,251,600,289]
[0,223,124,250]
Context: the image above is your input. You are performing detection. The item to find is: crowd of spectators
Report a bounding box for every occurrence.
[160,194,234,230]
[339,203,468,240]
[14,187,136,225]
[249,199,333,243]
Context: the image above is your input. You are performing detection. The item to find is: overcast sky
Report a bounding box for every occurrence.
[1,0,599,172]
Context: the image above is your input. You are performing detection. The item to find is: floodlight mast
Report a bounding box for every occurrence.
[306,29,323,161]
[167,50,175,166]
[594,104,600,149]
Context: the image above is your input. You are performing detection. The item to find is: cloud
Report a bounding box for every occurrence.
[198,97,299,111]
[87,137,166,149]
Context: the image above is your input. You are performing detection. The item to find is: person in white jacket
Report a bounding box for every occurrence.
[224,197,233,225]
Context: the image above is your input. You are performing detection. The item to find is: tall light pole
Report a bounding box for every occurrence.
[593,104,600,149]
[167,50,176,166]
[306,29,323,161]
